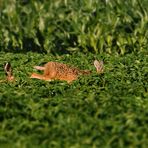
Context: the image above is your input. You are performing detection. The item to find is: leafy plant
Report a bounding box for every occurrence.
[0,0,148,54]
[0,51,148,147]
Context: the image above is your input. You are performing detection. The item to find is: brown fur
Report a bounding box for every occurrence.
[31,60,103,83]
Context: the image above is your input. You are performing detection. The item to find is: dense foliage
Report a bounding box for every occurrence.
[0,51,148,147]
[1,0,148,54]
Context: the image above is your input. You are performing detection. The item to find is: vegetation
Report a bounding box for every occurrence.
[1,0,148,54]
[0,0,148,147]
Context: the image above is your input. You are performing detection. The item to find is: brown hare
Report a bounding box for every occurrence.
[4,62,14,81]
[30,60,104,83]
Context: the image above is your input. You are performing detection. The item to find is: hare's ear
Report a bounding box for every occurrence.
[4,62,12,76]
[94,60,104,73]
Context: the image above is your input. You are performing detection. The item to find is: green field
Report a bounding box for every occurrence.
[0,0,148,147]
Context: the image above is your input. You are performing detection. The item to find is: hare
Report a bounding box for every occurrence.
[4,62,14,81]
[30,60,104,83]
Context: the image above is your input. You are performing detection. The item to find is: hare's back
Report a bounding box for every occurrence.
[45,62,79,80]
[45,62,77,72]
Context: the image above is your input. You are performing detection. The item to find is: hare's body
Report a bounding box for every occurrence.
[31,62,91,83]
[31,60,103,83]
